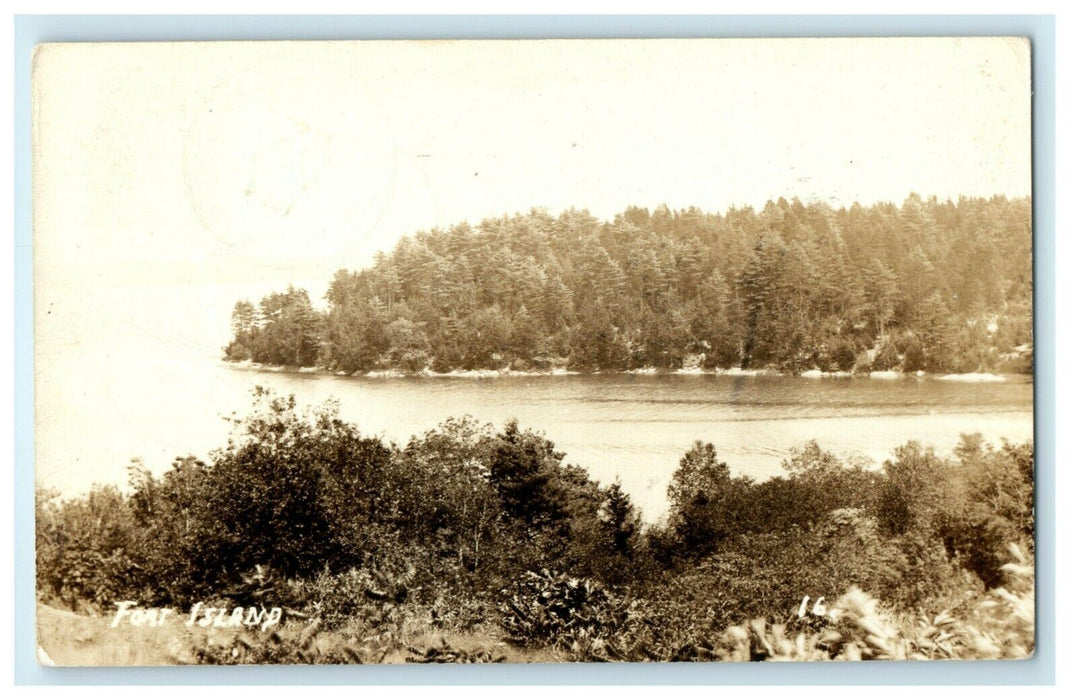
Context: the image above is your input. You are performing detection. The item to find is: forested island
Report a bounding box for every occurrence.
[224,194,1032,376]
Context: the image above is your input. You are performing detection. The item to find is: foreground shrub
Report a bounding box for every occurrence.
[127,389,395,604]
[941,436,1034,587]
[297,558,419,632]
[35,391,1035,665]
[550,540,1032,663]
[712,542,1034,662]
[35,485,146,610]
[499,569,624,649]
[873,436,1034,590]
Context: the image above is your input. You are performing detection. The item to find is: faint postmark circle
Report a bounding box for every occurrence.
[182,69,397,269]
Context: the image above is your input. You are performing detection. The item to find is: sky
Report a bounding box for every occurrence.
[32,37,1033,355]
[34,38,1031,290]
[31,37,1032,495]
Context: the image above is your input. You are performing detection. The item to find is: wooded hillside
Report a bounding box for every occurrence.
[226,195,1032,374]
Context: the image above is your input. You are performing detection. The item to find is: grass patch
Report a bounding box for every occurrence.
[36,602,559,666]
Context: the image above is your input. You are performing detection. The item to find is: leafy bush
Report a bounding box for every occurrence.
[939,436,1035,587]
[127,389,395,603]
[35,485,146,610]
[871,338,902,371]
[874,441,951,536]
[711,542,1034,662]
[499,569,625,650]
[298,560,419,631]
[824,335,862,372]
[872,435,1034,589]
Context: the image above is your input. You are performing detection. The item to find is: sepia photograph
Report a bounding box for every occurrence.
[32,37,1034,666]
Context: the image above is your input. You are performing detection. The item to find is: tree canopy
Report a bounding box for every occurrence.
[225,195,1032,375]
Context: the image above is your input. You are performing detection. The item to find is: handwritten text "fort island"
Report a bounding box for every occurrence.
[110,601,282,631]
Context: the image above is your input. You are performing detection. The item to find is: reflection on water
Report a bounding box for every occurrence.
[37,347,1033,522]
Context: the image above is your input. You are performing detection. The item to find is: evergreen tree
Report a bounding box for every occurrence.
[223,197,1032,375]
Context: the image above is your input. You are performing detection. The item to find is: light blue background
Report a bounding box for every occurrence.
[13,14,1056,685]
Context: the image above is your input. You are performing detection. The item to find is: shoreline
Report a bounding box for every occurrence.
[221,360,1021,383]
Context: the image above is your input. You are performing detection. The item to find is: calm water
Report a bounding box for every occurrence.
[36,334,1034,521]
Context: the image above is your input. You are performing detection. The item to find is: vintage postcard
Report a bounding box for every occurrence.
[33,38,1033,666]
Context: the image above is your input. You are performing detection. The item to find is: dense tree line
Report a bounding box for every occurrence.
[225,195,1032,374]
